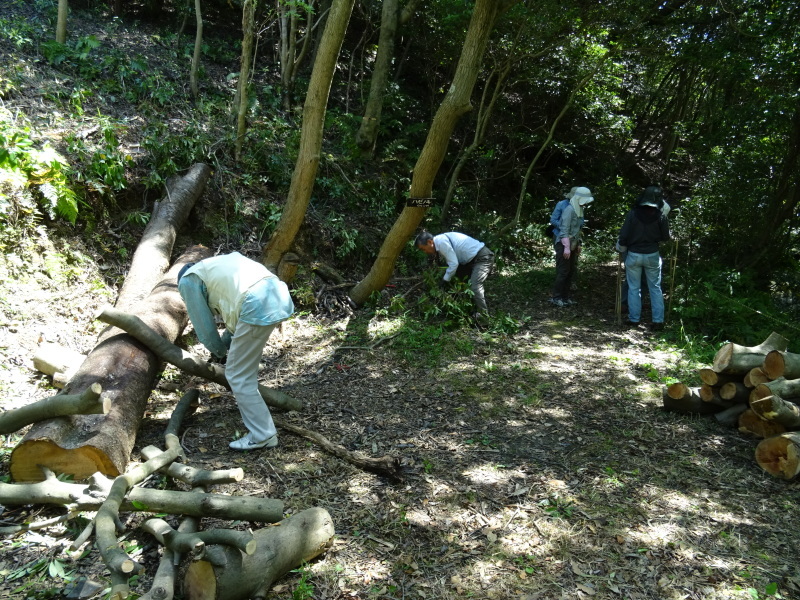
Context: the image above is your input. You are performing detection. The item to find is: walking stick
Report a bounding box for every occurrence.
[615,253,622,325]
[666,239,678,322]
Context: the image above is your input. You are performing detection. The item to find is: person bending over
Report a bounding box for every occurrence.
[177,252,294,450]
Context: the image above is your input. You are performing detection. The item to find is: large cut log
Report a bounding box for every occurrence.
[183,507,335,600]
[699,384,728,406]
[738,408,787,438]
[744,367,769,388]
[750,394,800,428]
[755,432,800,479]
[714,403,748,427]
[9,246,212,482]
[750,378,800,403]
[661,383,720,414]
[763,350,800,380]
[712,331,788,374]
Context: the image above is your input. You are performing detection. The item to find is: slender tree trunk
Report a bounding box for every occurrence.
[235,0,257,161]
[262,0,356,273]
[56,0,68,43]
[190,0,203,98]
[355,0,399,152]
[349,0,503,305]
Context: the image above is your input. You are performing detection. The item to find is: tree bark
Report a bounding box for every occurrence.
[751,378,800,403]
[714,403,748,427]
[763,350,800,380]
[9,246,211,482]
[711,331,789,374]
[263,0,355,274]
[349,0,502,305]
[190,0,203,97]
[235,0,256,162]
[749,394,800,428]
[755,432,800,480]
[56,0,68,43]
[183,507,335,600]
[115,164,211,312]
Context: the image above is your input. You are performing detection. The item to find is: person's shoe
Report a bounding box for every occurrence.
[565,299,577,306]
[649,322,664,331]
[229,433,278,451]
[551,298,568,307]
[625,320,640,328]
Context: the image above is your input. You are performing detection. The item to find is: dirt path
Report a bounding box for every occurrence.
[2,248,799,600]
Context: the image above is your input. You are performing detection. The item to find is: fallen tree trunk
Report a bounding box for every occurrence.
[755,432,800,479]
[763,350,800,380]
[661,383,720,414]
[750,394,800,428]
[712,331,789,374]
[95,306,302,413]
[183,507,335,600]
[9,246,212,482]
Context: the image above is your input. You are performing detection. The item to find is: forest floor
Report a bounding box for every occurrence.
[1,236,799,600]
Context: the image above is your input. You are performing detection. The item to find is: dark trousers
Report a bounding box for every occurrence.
[552,240,577,300]
[456,246,495,314]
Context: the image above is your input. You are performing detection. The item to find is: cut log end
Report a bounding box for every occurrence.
[10,439,120,482]
[755,433,800,479]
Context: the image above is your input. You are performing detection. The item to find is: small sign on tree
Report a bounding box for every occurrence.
[406,197,433,208]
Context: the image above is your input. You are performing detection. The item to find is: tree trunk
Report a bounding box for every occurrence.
[355,0,399,152]
[755,432,800,480]
[349,0,502,305]
[263,0,356,274]
[235,0,256,162]
[56,0,68,43]
[711,331,789,374]
[115,164,211,311]
[190,0,203,98]
[750,394,800,428]
[714,403,748,427]
[763,350,800,380]
[737,408,787,438]
[661,383,719,414]
[183,507,335,600]
[10,246,212,482]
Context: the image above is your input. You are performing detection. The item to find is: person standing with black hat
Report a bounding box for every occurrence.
[617,186,671,329]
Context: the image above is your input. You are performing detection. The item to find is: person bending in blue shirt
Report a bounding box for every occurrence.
[177,252,294,450]
[415,231,495,319]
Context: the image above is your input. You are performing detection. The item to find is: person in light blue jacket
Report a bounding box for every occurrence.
[177,252,294,451]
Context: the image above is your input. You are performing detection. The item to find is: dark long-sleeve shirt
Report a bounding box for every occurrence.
[618,206,671,254]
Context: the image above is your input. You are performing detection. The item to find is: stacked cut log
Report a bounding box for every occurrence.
[661,332,800,480]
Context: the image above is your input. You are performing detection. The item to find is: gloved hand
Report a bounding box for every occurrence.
[208,354,227,367]
[561,237,571,259]
[438,278,450,292]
